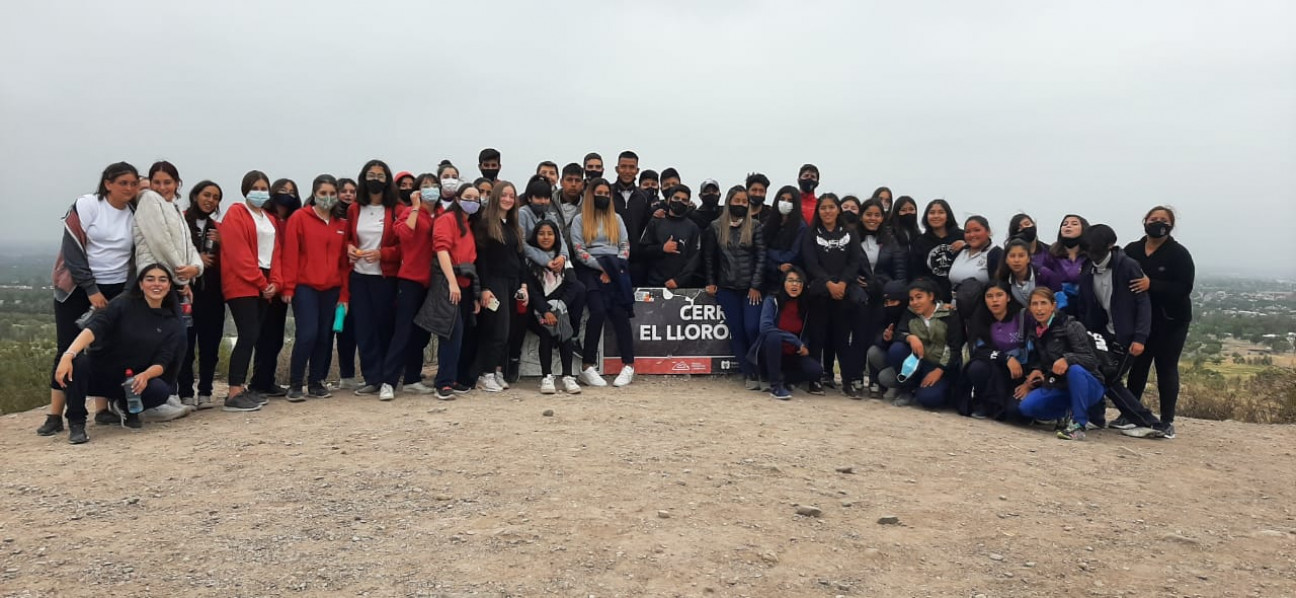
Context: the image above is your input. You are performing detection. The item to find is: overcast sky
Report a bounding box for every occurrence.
[2,1,1293,275]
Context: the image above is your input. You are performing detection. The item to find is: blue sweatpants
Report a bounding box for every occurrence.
[1019,365,1106,427]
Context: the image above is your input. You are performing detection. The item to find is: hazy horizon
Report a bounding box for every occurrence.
[2,1,1293,276]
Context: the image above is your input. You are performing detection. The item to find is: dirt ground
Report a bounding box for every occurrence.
[2,375,1294,598]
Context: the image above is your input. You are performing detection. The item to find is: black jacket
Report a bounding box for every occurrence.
[911,228,964,300]
[688,202,722,232]
[474,222,524,293]
[1124,236,1194,323]
[1080,247,1151,348]
[184,208,222,297]
[802,224,863,300]
[639,214,702,287]
[84,293,186,380]
[703,220,767,291]
[612,180,654,257]
[857,231,909,304]
[1027,313,1100,381]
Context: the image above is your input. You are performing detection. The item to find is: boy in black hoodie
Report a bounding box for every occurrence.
[639,184,702,288]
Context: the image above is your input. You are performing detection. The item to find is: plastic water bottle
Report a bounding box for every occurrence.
[332,303,347,333]
[179,293,194,328]
[123,369,144,414]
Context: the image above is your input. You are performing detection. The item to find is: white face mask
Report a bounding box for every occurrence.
[778,200,795,215]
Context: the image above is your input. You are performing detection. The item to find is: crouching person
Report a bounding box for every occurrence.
[747,267,821,400]
[875,279,962,408]
[49,264,187,443]
[1018,287,1106,441]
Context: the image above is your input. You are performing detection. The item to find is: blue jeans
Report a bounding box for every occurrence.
[434,289,472,388]
[883,341,954,409]
[350,272,396,386]
[383,279,431,386]
[1020,365,1106,427]
[290,286,340,387]
[762,334,822,387]
[577,267,634,366]
[715,288,761,377]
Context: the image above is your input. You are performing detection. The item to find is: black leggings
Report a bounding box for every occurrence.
[527,317,575,376]
[473,278,518,375]
[1126,317,1190,424]
[50,283,126,390]
[250,295,287,390]
[226,296,267,387]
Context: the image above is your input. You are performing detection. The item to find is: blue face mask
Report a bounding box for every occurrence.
[421,187,441,203]
[896,354,921,383]
[459,199,481,215]
[247,190,271,208]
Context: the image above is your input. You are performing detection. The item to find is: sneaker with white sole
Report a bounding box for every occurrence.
[378,383,395,401]
[494,372,510,390]
[338,377,360,390]
[405,381,436,395]
[613,365,635,387]
[180,396,198,409]
[579,366,607,387]
[140,402,190,423]
[354,384,380,396]
[477,374,503,393]
[196,395,214,410]
[167,394,196,415]
[540,375,557,394]
[561,376,582,394]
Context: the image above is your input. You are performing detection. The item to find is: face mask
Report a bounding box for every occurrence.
[1061,236,1082,248]
[273,193,300,212]
[1144,221,1172,238]
[420,187,441,203]
[643,187,659,200]
[1014,226,1038,243]
[247,190,271,208]
[314,194,338,211]
[884,304,905,324]
[798,178,818,194]
[728,204,748,218]
[585,169,603,180]
[459,200,481,215]
[480,168,500,181]
[441,178,461,197]
[593,195,612,210]
[898,213,918,228]
[778,200,794,215]
[668,201,689,217]
[1088,242,1111,264]
[749,194,766,206]
[700,192,721,207]
[530,204,549,218]
[840,211,860,226]
[364,179,387,195]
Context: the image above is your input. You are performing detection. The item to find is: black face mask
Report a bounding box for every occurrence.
[897,213,918,229]
[798,178,818,194]
[749,194,766,206]
[529,203,549,219]
[700,193,721,207]
[1014,226,1038,243]
[1061,236,1082,248]
[585,169,603,180]
[643,187,659,200]
[480,168,500,181]
[728,204,748,218]
[668,201,689,217]
[1144,222,1172,238]
[273,193,301,213]
[1088,243,1111,264]
[364,179,387,195]
[884,304,906,324]
[840,211,860,226]
[593,195,611,210]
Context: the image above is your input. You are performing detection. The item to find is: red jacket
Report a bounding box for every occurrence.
[276,207,350,302]
[346,202,401,277]
[219,203,274,301]
[395,205,436,287]
[432,211,477,288]
[800,192,818,228]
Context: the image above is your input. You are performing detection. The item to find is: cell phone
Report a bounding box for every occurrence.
[485,296,501,311]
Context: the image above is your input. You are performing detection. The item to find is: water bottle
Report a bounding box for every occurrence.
[179,292,194,328]
[332,303,347,333]
[123,369,144,414]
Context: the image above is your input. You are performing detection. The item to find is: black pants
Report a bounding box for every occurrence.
[50,283,126,390]
[336,308,357,379]
[250,291,287,391]
[961,357,1026,421]
[383,279,431,386]
[844,302,881,384]
[577,267,633,366]
[178,285,225,397]
[808,296,857,380]
[527,317,575,376]
[350,272,397,385]
[1085,344,1163,429]
[61,354,169,423]
[226,296,267,387]
[1127,317,1189,424]
[473,278,518,376]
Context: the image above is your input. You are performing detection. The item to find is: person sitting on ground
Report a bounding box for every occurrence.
[960,280,1031,421]
[1018,287,1108,441]
[874,279,963,408]
[747,267,821,400]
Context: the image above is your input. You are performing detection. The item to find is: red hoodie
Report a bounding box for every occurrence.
[800,192,818,227]
[394,205,436,287]
[276,206,350,302]
[219,203,274,301]
[346,202,401,277]
[432,211,477,288]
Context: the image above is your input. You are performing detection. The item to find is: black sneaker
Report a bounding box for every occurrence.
[250,391,269,406]
[1107,416,1137,430]
[286,387,306,402]
[505,358,521,384]
[843,380,863,400]
[451,382,472,394]
[122,412,142,429]
[354,384,380,396]
[820,375,838,390]
[1156,422,1176,439]
[435,386,456,401]
[308,383,332,398]
[807,381,825,396]
[222,393,264,412]
[254,385,288,398]
[67,421,88,444]
[36,414,64,436]
[94,409,119,426]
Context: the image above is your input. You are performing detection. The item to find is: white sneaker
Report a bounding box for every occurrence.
[613,365,635,387]
[561,376,582,394]
[140,402,189,423]
[494,372,510,390]
[539,375,556,394]
[404,381,436,395]
[338,377,359,390]
[196,394,214,410]
[167,394,195,415]
[578,366,607,387]
[477,374,503,393]
[378,383,395,401]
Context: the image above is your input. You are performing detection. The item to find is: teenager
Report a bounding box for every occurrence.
[801,194,864,396]
[394,171,416,196]
[536,160,559,186]
[639,184,701,288]
[611,151,654,285]
[39,162,139,437]
[218,170,277,412]
[845,198,908,395]
[524,220,583,394]
[745,173,770,221]
[277,175,349,401]
[875,280,963,408]
[1124,206,1195,438]
[570,178,636,388]
[996,238,1062,308]
[870,186,894,213]
[689,179,724,232]
[52,264,186,442]
[738,267,818,400]
[177,181,225,410]
[1018,287,1108,441]
[472,181,526,392]
[704,185,767,389]
[1046,214,1090,317]
[797,164,820,225]
[946,216,1002,303]
[248,178,299,398]
[473,177,494,200]
[333,178,359,387]
[1006,213,1049,270]
[478,147,501,182]
[761,185,806,294]
[347,160,401,396]
[427,184,480,400]
[887,196,921,256]
[864,280,911,397]
[912,199,964,301]
[556,163,586,237]
[583,152,604,181]
[961,281,1030,420]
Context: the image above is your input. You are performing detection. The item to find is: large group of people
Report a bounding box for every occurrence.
[38,150,1195,444]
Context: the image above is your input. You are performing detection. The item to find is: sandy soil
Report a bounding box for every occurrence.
[2,375,1294,598]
